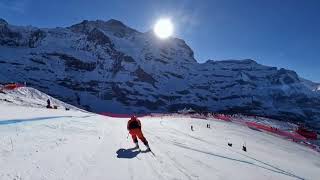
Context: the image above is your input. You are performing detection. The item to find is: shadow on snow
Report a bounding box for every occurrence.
[116,148,150,159]
[0,116,74,125]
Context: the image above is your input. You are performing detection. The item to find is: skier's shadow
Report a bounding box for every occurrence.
[116,148,141,159]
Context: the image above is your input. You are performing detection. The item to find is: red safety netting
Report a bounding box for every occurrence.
[245,122,307,141]
[296,128,318,140]
[213,114,232,122]
[100,112,148,118]
[3,83,25,90]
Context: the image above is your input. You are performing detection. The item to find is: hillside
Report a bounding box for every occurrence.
[0,85,78,110]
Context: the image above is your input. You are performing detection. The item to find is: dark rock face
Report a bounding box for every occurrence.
[0,19,320,131]
[0,22,45,48]
[270,68,300,85]
[133,67,157,87]
[87,28,113,47]
[46,53,96,71]
[69,20,92,34]
[69,19,139,38]
[0,24,22,46]
[29,30,46,48]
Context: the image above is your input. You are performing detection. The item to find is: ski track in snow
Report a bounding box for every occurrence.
[0,104,320,180]
[154,121,304,179]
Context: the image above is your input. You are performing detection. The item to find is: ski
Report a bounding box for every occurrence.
[149,150,156,156]
[146,147,156,156]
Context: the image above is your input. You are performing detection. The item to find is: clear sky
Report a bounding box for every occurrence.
[0,0,319,82]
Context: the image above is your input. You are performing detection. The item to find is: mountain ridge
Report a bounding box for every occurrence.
[0,18,320,131]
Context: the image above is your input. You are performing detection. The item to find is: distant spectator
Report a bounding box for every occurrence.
[46,99,52,108]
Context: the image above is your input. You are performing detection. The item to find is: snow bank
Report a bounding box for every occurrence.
[0,86,78,110]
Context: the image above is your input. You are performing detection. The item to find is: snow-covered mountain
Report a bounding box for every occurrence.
[1,18,320,131]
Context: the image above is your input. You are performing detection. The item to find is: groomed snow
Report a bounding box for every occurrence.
[0,103,319,180]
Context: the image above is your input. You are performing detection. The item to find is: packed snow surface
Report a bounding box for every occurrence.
[0,103,319,180]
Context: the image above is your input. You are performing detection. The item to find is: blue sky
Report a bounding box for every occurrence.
[0,0,319,82]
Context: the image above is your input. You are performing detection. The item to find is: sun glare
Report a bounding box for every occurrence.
[153,18,174,39]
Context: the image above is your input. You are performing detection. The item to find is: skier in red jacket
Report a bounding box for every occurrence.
[127,115,150,150]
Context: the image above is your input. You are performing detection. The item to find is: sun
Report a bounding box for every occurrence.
[153,18,174,39]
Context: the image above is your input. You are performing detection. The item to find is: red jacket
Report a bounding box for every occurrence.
[127,118,141,130]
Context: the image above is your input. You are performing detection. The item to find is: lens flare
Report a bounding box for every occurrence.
[153,18,174,39]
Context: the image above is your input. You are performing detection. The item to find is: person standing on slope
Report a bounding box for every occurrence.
[127,115,150,150]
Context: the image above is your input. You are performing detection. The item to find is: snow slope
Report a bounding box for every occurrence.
[0,103,319,180]
[0,86,78,110]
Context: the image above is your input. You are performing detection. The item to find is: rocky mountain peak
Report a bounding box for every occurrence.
[273,68,300,84]
[69,19,139,38]
[105,19,127,27]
